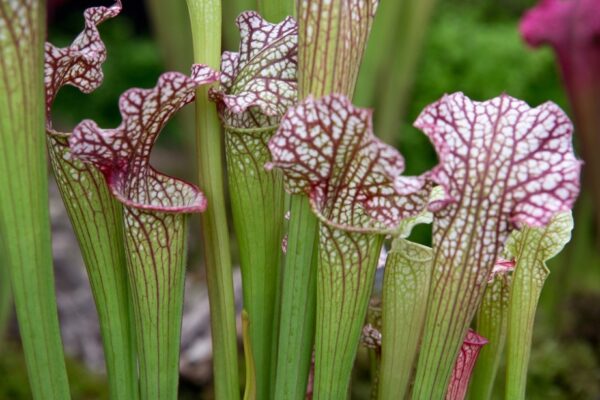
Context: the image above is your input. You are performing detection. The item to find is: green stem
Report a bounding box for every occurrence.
[186,1,241,398]
[48,135,138,400]
[275,1,378,398]
[0,2,71,398]
[313,227,383,399]
[226,127,286,400]
[353,0,405,107]
[368,348,381,400]
[273,1,377,398]
[123,209,187,399]
[505,257,548,399]
[369,0,437,145]
[468,270,511,400]
[412,235,500,397]
[378,239,432,400]
[504,212,573,400]
[274,195,318,400]
[242,310,257,400]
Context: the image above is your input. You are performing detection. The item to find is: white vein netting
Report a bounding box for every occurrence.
[210,11,298,129]
[268,94,430,233]
[69,65,219,212]
[45,0,122,134]
[416,92,581,231]
[410,92,581,398]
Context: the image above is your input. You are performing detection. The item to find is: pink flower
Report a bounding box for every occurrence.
[521,0,600,228]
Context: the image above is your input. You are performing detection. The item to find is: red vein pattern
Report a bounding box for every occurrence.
[418,92,581,229]
[298,0,378,97]
[268,94,429,233]
[412,92,581,397]
[267,94,427,398]
[70,65,218,213]
[210,11,297,129]
[446,329,488,400]
[65,53,217,400]
[45,0,121,126]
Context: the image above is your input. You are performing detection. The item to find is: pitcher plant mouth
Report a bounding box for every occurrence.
[411,92,581,398]
[267,92,430,399]
[43,2,136,399]
[70,65,218,213]
[209,11,298,129]
[268,94,430,234]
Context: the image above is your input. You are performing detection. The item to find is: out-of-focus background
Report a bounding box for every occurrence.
[1,0,599,398]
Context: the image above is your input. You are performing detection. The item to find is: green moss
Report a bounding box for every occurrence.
[0,343,108,400]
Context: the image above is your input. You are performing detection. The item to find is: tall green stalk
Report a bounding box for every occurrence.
[0,1,71,398]
[369,0,437,145]
[467,263,512,400]
[272,2,378,398]
[209,12,297,399]
[378,239,432,400]
[0,240,11,342]
[124,209,188,399]
[505,213,573,399]
[226,126,285,399]
[295,2,380,397]
[44,4,137,398]
[314,229,384,398]
[69,66,219,400]
[268,92,430,398]
[186,2,241,398]
[48,135,138,400]
[274,195,318,400]
[242,310,257,400]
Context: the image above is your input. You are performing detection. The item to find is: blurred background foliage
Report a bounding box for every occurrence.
[1,0,598,398]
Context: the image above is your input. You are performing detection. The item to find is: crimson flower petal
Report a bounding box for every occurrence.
[69,65,218,213]
[268,94,429,233]
[520,0,600,56]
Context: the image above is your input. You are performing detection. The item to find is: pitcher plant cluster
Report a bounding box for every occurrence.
[0,0,588,399]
